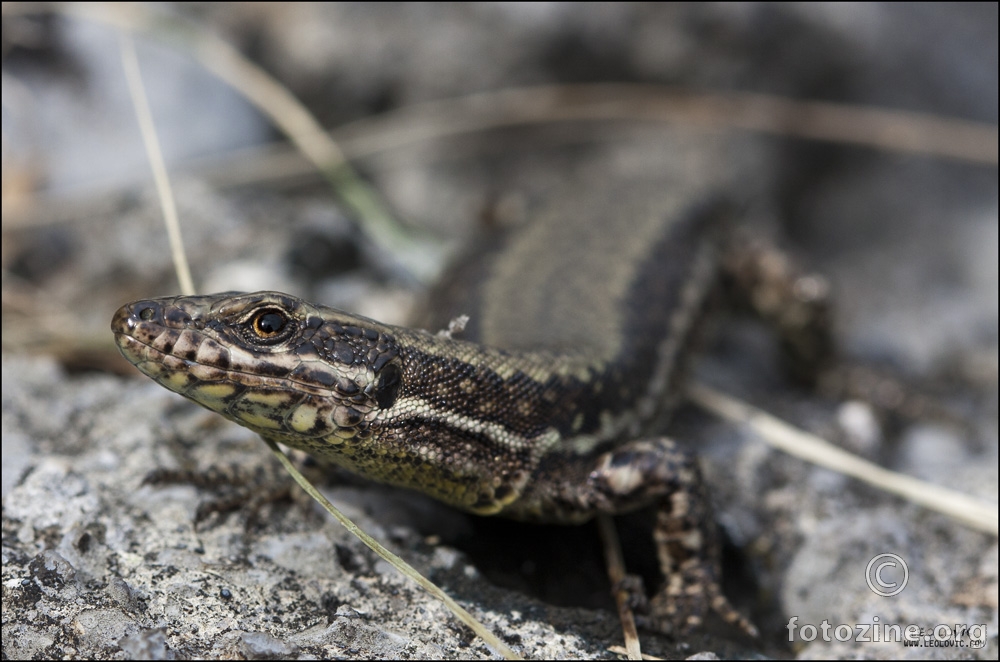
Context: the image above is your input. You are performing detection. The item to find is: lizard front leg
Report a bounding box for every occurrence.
[514,438,756,636]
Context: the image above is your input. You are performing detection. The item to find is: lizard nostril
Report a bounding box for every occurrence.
[132,301,160,322]
[136,302,158,322]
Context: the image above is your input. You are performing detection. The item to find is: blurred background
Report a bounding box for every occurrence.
[3,3,996,370]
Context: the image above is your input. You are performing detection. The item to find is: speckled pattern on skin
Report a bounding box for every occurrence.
[111,183,775,635]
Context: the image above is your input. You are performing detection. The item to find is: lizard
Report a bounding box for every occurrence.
[111,179,834,637]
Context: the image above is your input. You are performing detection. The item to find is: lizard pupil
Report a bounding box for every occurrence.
[241,307,295,346]
[254,311,286,337]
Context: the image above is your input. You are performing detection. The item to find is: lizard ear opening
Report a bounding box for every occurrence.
[375,362,402,409]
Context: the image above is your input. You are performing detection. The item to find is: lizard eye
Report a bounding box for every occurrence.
[244,308,295,345]
[375,362,402,409]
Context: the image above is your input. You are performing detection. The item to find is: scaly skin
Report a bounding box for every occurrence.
[112,184,759,634]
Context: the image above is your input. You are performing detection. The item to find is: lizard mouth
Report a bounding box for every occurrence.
[112,300,353,440]
[112,298,345,397]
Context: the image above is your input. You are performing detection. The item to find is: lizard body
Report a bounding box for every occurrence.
[112,181,775,634]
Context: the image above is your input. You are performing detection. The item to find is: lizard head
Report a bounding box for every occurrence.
[113,290,543,514]
[112,291,403,455]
